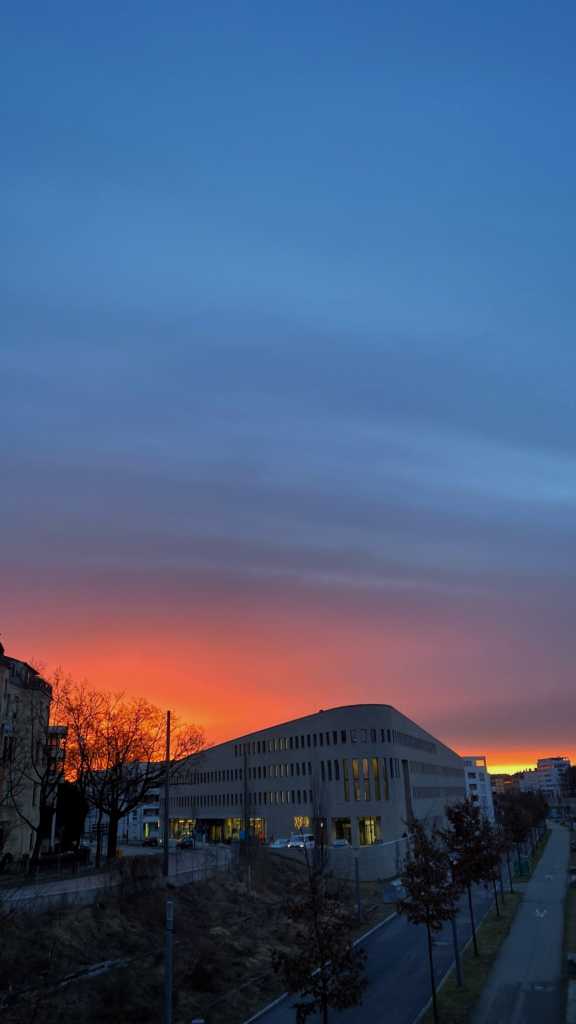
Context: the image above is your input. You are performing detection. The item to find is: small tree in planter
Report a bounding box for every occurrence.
[397,819,459,1024]
[271,859,366,1023]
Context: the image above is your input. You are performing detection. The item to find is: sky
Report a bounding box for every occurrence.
[2,2,576,772]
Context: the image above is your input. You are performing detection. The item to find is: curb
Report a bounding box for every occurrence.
[411,892,516,1024]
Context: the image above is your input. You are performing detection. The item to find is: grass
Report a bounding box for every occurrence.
[0,849,395,1024]
[420,891,522,1024]
[512,829,550,881]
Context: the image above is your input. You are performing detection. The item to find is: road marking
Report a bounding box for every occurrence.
[535,909,548,918]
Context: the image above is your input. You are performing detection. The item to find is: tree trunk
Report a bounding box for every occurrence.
[506,850,514,893]
[107,814,120,861]
[467,883,479,957]
[28,828,43,874]
[426,922,438,1024]
[492,877,500,917]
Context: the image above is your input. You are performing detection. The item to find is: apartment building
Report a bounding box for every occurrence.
[520,757,570,805]
[163,704,465,851]
[0,642,53,859]
[462,755,495,820]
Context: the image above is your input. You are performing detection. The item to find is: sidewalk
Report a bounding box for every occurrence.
[471,823,570,1024]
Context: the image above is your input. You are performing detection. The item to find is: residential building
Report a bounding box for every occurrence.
[0,642,52,859]
[462,756,495,820]
[162,704,465,862]
[519,757,570,805]
[83,785,161,844]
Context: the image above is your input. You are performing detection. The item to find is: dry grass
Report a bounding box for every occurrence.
[0,850,394,1024]
[420,892,522,1024]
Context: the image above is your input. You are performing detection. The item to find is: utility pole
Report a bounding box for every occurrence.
[163,897,174,1024]
[163,710,171,878]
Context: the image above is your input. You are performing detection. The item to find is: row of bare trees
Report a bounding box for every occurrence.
[398,794,548,1022]
[2,670,205,870]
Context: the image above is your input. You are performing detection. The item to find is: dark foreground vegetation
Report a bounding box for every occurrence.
[0,850,389,1024]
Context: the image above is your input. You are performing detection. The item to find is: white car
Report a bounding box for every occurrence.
[269,837,290,849]
[287,834,315,849]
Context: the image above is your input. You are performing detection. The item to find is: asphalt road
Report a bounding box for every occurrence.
[471,823,569,1024]
[250,884,495,1024]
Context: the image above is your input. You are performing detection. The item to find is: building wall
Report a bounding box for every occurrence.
[462,756,495,821]
[0,649,52,859]
[163,705,465,850]
[519,757,570,805]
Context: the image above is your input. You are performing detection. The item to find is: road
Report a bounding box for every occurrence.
[250,884,495,1024]
[471,823,569,1024]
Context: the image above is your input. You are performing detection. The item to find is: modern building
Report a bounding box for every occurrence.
[162,704,466,857]
[462,756,495,820]
[83,785,161,845]
[519,757,571,805]
[0,643,53,859]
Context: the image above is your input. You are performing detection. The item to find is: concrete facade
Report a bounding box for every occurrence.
[162,704,465,854]
[462,755,495,820]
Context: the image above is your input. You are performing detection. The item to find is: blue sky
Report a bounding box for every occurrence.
[2,2,576,761]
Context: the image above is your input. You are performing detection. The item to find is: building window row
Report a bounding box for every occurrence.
[170,789,314,811]
[392,729,437,755]
[412,785,465,800]
[233,726,397,758]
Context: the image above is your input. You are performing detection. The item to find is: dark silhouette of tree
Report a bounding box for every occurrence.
[272,857,366,1023]
[58,678,204,860]
[397,819,459,1024]
[441,799,488,957]
[55,781,88,851]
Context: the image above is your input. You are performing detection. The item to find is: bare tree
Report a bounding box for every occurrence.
[272,856,366,1023]
[59,679,204,860]
[397,819,459,1024]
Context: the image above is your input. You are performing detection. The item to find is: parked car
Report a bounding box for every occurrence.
[177,836,196,849]
[142,836,159,847]
[287,833,315,849]
[269,837,290,849]
[331,838,350,848]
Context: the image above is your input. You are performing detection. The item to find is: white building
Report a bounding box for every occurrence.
[520,757,570,805]
[83,784,160,845]
[462,756,495,821]
[163,703,465,877]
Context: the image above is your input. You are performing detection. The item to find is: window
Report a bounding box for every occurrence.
[387,729,391,743]
[289,737,293,750]
[358,816,381,846]
[295,736,299,749]
[321,761,325,782]
[362,758,370,800]
[341,729,347,743]
[308,762,312,775]
[343,759,350,800]
[333,730,338,744]
[371,757,381,800]
[350,729,358,743]
[327,760,332,781]
[370,728,377,742]
[334,759,340,781]
[325,731,330,746]
[352,759,360,801]
[313,733,317,747]
[307,735,311,748]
